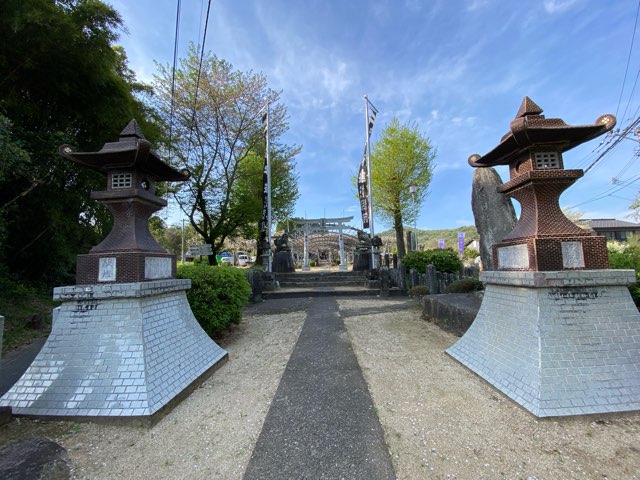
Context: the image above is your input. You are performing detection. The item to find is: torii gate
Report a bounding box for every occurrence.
[294,217,353,271]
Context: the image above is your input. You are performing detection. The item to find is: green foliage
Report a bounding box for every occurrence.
[607,243,640,280]
[408,285,430,297]
[446,278,484,293]
[0,271,56,351]
[154,45,299,265]
[463,247,479,260]
[177,263,250,336]
[402,249,463,274]
[607,243,640,305]
[0,0,162,287]
[629,283,640,307]
[364,118,436,257]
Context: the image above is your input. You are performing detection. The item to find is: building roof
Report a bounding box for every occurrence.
[584,219,640,230]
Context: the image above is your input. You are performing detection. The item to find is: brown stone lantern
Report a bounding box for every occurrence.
[59,119,190,284]
[468,97,616,271]
[446,98,640,418]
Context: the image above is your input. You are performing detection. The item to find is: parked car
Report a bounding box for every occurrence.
[219,256,233,266]
[237,254,249,266]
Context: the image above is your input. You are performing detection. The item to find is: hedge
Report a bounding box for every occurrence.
[402,249,463,274]
[177,263,251,337]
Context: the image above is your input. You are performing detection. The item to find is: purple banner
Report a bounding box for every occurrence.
[458,231,465,254]
[438,239,445,249]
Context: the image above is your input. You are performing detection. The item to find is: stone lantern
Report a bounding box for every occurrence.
[468,97,615,271]
[60,119,188,284]
[447,98,640,417]
[0,120,227,421]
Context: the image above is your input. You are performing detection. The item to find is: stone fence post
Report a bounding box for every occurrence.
[426,264,438,294]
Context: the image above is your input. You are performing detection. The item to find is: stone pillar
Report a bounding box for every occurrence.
[302,224,310,271]
[338,225,347,271]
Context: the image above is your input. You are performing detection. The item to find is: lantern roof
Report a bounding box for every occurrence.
[468,97,616,167]
[59,119,189,182]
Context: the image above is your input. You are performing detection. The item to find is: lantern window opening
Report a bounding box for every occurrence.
[534,151,560,169]
[112,173,133,189]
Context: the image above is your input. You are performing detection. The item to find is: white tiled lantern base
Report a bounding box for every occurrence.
[0,280,227,418]
[447,270,640,417]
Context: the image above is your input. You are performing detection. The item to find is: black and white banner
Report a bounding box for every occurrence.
[358,103,377,229]
[259,112,269,257]
[357,150,369,228]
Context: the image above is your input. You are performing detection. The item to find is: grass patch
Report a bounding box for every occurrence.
[1,281,56,352]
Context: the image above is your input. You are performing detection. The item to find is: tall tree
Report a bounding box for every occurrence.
[232,145,300,262]
[0,0,161,286]
[369,118,436,258]
[153,45,299,264]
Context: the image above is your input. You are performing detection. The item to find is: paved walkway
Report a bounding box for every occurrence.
[0,337,46,397]
[243,297,395,479]
[1,297,398,479]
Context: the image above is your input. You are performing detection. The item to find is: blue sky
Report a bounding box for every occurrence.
[109,0,639,231]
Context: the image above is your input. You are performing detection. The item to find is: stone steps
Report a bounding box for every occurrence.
[268,271,374,298]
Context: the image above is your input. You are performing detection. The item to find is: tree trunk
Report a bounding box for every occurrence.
[394,212,406,259]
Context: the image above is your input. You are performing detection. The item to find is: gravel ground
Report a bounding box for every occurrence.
[1,295,639,480]
[340,297,640,480]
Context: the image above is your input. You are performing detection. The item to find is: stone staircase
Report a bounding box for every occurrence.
[263,270,378,299]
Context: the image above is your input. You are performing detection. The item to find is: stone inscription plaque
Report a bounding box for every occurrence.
[497,244,529,269]
[98,257,116,282]
[561,241,585,268]
[145,257,172,280]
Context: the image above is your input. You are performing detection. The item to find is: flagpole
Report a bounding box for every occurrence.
[364,95,375,269]
[266,102,272,273]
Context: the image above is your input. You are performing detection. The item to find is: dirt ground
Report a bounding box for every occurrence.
[340,298,640,480]
[1,296,639,479]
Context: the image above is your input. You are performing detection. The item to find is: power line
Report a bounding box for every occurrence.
[584,116,640,174]
[615,0,640,119]
[168,0,182,160]
[186,0,213,158]
[620,67,640,125]
[569,171,640,209]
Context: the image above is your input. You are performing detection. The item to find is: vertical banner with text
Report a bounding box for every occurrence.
[458,231,465,254]
[357,151,369,228]
[259,111,269,258]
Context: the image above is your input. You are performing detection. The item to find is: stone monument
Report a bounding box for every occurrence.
[272,233,295,273]
[0,120,228,420]
[447,98,640,416]
[471,167,517,270]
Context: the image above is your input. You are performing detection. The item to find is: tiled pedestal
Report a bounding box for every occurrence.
[447,270,640,417]
[0,280,227,419]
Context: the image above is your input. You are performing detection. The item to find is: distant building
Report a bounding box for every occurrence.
[582,219,640,242]
[465,239,480,251]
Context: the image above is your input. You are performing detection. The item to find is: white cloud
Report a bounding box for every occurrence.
[543,0,578,14]
[466,0,491,12]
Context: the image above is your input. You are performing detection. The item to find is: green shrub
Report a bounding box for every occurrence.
[402,249,463,274]
[446,278,484,293]
[333,258,341,265]
[608,243,640,279]
[463,247,479,260]
[408,285,430,297]
[309,260,317,267]
[177,263,251,337]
